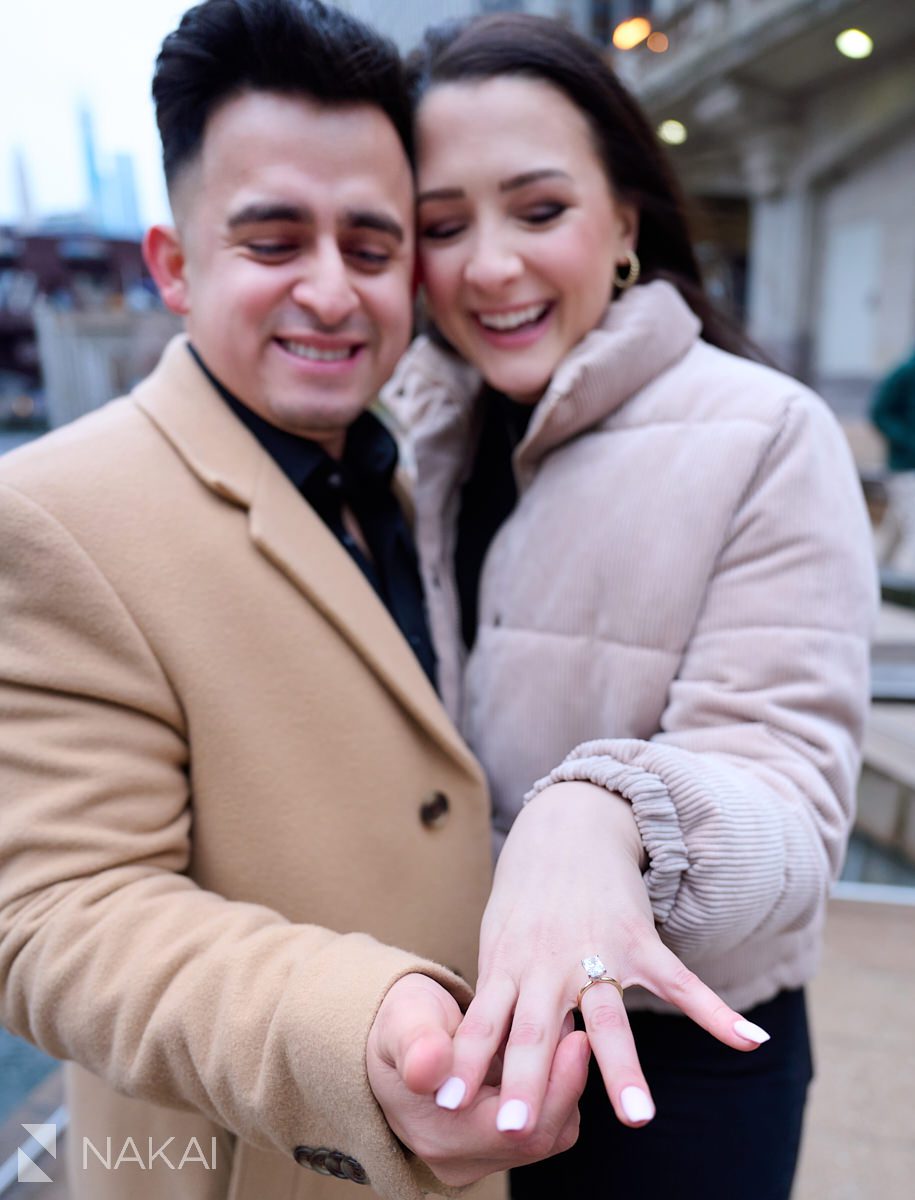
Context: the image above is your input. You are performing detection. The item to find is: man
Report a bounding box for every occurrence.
[871,343,915,575]
[0,3,585,1198]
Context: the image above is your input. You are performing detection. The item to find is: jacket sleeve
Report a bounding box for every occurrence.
[528,395,878,960]
[0,481,469,1200]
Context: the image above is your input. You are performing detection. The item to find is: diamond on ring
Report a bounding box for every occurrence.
[581,955,607,979]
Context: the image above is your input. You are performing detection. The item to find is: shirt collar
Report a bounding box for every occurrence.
[187,343,398,495]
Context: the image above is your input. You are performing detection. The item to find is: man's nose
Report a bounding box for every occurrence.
[291,243,359,326]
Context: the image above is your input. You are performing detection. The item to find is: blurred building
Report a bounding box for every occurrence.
[612,0,915,415]
[341,0,616,49]
[80,104,143,237]
[0,226,169,426]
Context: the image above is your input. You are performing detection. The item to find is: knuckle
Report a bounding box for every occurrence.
[665,963,700,999]
[585,1001,627,1033]
[508,1019,547,1048]
[408,1134,437,1163]
[430,1163,481,1188]
[525,1128,557,1161]
[556,1120,580,1155]
[455,1014,496,1042]
[617,913,652,962]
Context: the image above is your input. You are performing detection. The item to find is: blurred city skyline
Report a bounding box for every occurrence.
[0,0,492,232]
[0,0,191,229]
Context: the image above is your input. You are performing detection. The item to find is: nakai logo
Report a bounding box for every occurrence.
[17,1122,57,1184]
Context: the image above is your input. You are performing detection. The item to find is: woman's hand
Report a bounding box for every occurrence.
[434,782,771,1135]
[366,971,589,1186]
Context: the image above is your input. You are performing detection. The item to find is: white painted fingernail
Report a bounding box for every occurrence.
[435,1077,466,1110]
[734,1018,771,1044]
[620,1086,655,1123]
[496,1099,529,1132]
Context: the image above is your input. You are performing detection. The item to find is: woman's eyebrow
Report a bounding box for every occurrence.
[417,186,464,205]
[499,169,571,192]
[418,168,572,207]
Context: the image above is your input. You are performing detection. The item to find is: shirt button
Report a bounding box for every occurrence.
[420,790,450,829]
[327,472,343,490]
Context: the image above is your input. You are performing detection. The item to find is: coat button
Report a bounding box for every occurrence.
[341,1156,369,1185]
[420,790,449,829]
[312,1148,334,1176]
[324,1150,346,1178]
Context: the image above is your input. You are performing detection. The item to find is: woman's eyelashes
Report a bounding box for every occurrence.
[419,200,569,242]
[419,218,466,242]
[522,201,567,225]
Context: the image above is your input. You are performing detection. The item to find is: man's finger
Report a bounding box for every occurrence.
[376,974,463,1093]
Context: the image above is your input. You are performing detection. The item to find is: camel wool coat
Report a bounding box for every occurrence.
[0,339,504,1200]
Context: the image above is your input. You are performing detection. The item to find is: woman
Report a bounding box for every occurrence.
[388,13,877,1199]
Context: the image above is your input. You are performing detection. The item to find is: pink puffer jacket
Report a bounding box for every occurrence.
[385,281,878,1011]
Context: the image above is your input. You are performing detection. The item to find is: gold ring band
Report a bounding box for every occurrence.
[577,976,625,1009]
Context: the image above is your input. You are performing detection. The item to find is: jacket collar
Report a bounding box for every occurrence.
[133,337,482,782]
[386,280,701,488]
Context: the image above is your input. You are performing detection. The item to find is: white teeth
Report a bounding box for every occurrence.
[478,303,549,331]
[279,340,353,362]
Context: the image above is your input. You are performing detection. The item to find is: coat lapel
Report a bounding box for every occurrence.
[134,337,481,781]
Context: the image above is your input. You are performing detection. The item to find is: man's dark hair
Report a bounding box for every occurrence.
[153,0,413,191]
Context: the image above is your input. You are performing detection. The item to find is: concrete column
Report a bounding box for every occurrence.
[746,188,815,378]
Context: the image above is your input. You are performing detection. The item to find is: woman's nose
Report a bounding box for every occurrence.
[463,234,524,292]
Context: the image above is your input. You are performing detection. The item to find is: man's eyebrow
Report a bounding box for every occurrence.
[342,209,404,242]
[417,170,571,206]
[227,203,307,228]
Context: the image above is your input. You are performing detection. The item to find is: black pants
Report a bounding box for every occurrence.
[511,989,813,1200]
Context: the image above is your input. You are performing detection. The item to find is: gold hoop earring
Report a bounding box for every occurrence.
[612,250,640,291]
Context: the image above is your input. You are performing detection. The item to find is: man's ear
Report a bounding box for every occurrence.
[143,225,190,315]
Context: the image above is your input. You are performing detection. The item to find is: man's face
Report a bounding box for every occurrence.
[165,91,414,454]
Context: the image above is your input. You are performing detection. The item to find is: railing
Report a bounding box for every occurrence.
[32,304,181,429]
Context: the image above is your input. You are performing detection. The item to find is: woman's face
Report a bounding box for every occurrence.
[416,75,637,404]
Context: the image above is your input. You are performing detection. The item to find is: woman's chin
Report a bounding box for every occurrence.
[482,368,550,404]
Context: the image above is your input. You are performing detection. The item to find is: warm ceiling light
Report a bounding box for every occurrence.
[658,119,687,146]
[612,17,652,51]
[835,28,874,59]
[647,32,669,53]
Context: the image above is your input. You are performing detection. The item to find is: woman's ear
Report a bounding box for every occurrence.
[617,201,640,255]
[143,225,190,315]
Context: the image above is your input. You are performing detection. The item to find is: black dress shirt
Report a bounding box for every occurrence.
[187,345,437,686]
[454,387,534,650]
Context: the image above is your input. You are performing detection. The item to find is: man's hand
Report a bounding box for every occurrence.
[366,972,588,1187]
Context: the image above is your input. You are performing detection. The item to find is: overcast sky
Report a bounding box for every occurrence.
[0,0,191,228]
[0,0,473,231]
